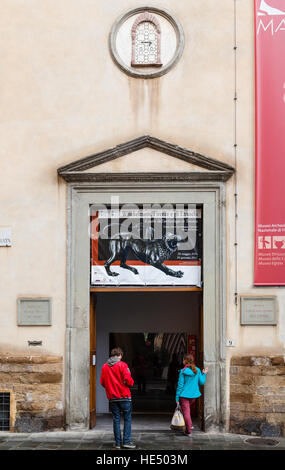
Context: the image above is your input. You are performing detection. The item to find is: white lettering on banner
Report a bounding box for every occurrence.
[98,209,201,219]
[257,19,285,35]
[276,18,285,32]
[258,19,274,34]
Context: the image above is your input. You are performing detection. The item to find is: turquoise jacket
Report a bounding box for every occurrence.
[175,366,206,402]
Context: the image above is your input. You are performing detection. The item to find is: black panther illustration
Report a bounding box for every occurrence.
[104,233,184,278]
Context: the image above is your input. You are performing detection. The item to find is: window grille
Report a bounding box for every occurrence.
[131,12,162,67]
[0,393,10,431]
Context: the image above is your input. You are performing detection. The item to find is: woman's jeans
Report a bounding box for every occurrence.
[179,397,196,434]
[110,399,132,445]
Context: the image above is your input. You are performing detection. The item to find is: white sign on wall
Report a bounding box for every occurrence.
[0,227,11,247]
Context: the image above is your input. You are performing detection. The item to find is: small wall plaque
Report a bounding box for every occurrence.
[0,227,11,247]
[241,296,277,325]
[18,299,52,326]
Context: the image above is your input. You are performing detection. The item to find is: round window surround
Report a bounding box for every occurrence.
[109,6,185,79]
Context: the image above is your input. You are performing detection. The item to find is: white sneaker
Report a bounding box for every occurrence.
[122,442,136,449]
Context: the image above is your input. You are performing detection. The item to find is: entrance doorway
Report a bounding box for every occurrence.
[90,289,203,429]
[66,186,226,432]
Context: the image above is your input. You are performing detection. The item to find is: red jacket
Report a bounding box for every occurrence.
[100,360,134,400]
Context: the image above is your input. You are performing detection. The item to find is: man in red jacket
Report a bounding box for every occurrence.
[100,347,136,449]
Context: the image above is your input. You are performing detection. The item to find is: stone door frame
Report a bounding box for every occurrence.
[65,181,227,432]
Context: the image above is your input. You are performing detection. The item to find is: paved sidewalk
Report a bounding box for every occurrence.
[0,429,284,451]
[0,415,284,451]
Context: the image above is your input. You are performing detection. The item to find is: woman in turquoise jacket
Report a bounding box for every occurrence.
[175,354,208,436]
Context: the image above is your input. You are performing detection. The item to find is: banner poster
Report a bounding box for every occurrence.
[254,0,285,285]
[90,205,202,286]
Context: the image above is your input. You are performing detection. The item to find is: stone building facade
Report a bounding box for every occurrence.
[230,356,285,437]
[0,356,63,432]
[0,1,284,436]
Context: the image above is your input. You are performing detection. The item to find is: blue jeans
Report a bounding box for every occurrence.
[110,400,132,445]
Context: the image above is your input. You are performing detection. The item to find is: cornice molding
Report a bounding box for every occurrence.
[58,135,235,183]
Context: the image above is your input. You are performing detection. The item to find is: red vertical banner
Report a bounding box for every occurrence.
[254,0,285,285]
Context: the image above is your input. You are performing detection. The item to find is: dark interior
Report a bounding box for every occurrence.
[110,332,198,416]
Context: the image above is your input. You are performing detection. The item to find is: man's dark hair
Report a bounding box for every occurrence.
[110,347,123,357]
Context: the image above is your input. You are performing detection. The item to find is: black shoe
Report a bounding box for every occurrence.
[183,432,192,437]
[114,444,121,449]
[122,442,136,449]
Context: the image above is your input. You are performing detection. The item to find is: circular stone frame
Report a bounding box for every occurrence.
[109,6,185,79]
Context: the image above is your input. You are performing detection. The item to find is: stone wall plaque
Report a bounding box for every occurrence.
[17,298,52,326]
[240,296,277,325]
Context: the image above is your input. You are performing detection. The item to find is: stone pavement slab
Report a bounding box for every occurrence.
[0,415,285,454]
[0,428,284,451]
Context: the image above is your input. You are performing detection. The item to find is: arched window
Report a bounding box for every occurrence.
[131,12,162,67]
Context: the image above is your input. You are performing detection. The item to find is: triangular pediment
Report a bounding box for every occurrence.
[58,135,235,183]
[81,148,211,173]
